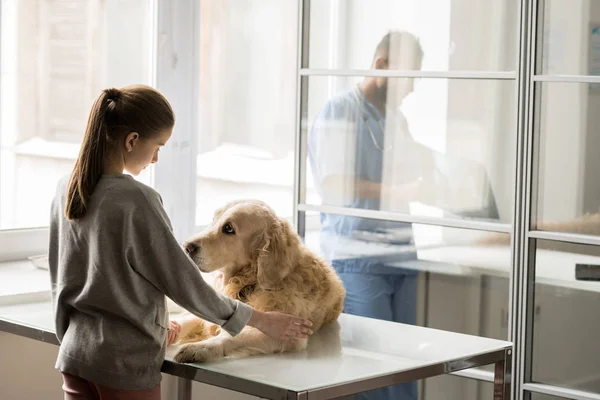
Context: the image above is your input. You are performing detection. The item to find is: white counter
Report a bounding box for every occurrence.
[0,301,512,399]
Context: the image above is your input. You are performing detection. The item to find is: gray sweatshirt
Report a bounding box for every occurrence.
[48,174,253,390]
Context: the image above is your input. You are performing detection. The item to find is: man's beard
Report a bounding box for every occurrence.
[375,81,388,105]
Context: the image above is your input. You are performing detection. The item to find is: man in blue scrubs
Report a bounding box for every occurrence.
[308,31,424,400]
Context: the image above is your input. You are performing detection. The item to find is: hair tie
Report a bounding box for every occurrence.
[105,88,121,101]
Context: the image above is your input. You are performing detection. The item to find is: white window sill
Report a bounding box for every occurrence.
[11,137,80,160]
[0,260,51,306]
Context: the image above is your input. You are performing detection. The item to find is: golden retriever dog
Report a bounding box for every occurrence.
[171,199,345,363]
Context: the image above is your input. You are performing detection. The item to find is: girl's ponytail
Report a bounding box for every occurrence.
[65,88,119,220]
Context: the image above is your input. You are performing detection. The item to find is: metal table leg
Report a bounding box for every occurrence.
[177,377,192,400]
[494,349,512,400]
[287,391,308,400]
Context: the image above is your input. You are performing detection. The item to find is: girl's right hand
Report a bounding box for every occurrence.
[167,320,181,345]
[247,309,313,343]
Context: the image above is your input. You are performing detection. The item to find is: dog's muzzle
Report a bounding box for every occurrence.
[184,242,199,256]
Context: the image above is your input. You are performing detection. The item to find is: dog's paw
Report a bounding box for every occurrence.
[173,343,224,364]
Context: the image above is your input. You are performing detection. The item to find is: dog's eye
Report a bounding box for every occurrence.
[222,223,235,235]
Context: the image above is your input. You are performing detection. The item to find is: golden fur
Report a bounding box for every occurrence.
[171,200,345,363]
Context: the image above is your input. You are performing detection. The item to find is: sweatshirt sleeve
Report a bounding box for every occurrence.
[125,187,253,336]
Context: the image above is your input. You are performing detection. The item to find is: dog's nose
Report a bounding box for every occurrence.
[184,242,199,255]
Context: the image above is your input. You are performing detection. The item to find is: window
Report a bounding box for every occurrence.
[300,2,518,396]
[535,82,600,233]
[534,0,600,235]
[304,76,515,222]
[524,1,600,398]
[530,241,600,394]
[0,0,155,231]
[195,0,299,227]
[308,0,517,72]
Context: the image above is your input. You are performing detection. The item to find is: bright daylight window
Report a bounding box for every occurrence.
[0,0,154,231]
[195,0,306,227]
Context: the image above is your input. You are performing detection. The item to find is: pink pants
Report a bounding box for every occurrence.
[61,372,161,400]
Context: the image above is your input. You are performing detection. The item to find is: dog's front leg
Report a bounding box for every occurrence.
[171,312,221,344]
[173,327,307,363]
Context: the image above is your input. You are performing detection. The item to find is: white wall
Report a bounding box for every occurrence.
[0,333,64,400]
[0,332,258,400]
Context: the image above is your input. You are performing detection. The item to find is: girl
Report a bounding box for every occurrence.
[48,85,313,400]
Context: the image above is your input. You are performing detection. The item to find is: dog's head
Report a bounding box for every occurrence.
[184,200,300,290]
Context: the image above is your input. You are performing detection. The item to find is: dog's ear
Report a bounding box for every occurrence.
[255,216,298,290]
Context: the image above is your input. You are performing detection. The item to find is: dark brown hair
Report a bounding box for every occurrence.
[65,85,175,220]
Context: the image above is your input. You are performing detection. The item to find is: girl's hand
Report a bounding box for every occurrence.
[247,310,313,343]
[167,320,181,345]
